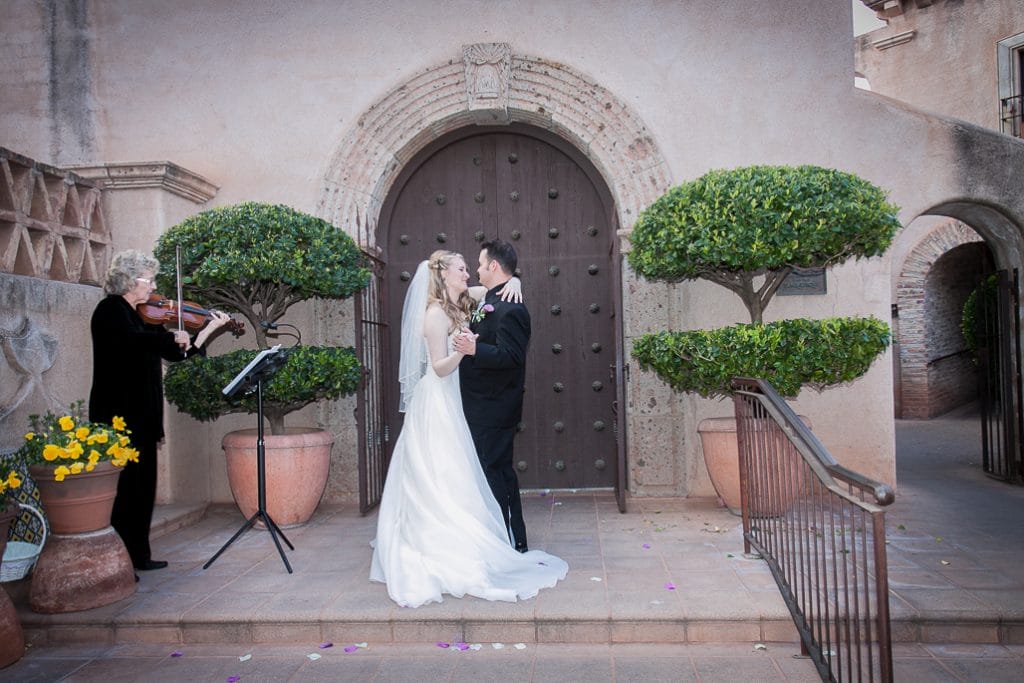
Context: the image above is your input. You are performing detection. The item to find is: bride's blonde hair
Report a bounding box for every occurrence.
[427,250,474,333]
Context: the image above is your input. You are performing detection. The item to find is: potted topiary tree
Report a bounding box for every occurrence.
[628,165,901,513]
[156,202,370,526]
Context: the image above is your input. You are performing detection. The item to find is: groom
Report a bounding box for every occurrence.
[453,240,531,552]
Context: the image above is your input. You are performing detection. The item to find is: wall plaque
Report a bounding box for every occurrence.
[777,267,827,296]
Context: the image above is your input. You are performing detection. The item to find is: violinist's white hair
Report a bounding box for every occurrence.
[104,250,159,295]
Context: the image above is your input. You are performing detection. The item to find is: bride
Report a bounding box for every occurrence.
[370,250,568,608]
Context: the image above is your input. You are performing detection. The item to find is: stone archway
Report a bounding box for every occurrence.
[313,44,673,504]
[895,219,988,418]
[317,43,671,241]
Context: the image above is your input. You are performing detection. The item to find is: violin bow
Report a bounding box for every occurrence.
[175,245,186,356]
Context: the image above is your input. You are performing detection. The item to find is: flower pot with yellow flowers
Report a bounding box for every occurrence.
[16,402,139,613]
[0,467,26,669]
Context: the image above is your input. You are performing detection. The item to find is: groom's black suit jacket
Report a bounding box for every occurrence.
[459,284,531,429]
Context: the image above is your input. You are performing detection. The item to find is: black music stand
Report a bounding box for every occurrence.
[204,345,295,573]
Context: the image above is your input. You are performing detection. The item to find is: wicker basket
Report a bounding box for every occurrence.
[1,503,46,582]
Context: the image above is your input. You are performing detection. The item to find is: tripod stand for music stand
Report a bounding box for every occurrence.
[203,345,295,573]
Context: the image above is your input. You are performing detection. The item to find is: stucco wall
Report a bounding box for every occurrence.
[3,0,1024,502]
[855,0,1024,132]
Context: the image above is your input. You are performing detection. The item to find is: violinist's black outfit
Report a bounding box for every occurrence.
[89,295,203,569]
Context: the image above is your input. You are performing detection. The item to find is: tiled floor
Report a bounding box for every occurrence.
[4,403,1024,681]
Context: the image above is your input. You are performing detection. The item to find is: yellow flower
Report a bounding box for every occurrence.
[85,463,96,472]
[69,462,85,474]
[106,443,121,458]
[88,450,101,465]
[123,448,140,463]
[53,465,70,482]
[59,415,75,431]
[0,481,6,495]
[24,432,35,441]
[118,435,130,447]
[7,472,21,488]
[112,416,126,432]
[67,441,84,459]
[75,426,90,440]
[92,431,109,444]
[43,444,62,462]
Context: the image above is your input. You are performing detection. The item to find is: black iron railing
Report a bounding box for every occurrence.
[1001,94,1023,138]
[733,378,895,683]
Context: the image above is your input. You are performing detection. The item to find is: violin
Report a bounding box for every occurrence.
[137,293,245,337]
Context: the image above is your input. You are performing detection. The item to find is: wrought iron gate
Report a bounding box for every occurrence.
[977,268,1023,484]
[354,251,391,513]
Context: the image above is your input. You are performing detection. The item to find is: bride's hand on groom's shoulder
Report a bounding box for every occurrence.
[497,277,522,303]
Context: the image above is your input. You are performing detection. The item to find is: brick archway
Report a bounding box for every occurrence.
[896,219,988,418]
[316,43,671,243]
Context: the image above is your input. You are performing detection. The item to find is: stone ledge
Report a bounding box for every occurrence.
[67,162,218,204]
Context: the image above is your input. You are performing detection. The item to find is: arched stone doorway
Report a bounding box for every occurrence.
[892,201,1024,482]
[894,219,990,418]
[379,124,619,489]
[316,44,672,506]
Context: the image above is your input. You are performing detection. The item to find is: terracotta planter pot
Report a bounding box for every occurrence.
[29,461,122,534]
[0,586,25,668]
[697,415,810,517]
[28,526,135,613]
[222,428,333,528]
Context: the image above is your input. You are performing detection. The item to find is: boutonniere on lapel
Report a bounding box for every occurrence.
[471,303,495,324]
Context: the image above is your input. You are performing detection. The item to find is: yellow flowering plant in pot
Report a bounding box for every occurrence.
[19,401,139,482]
[16,401,139,535]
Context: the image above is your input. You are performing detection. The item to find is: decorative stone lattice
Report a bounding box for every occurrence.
[318,44,672,247]
[0,148,111,285]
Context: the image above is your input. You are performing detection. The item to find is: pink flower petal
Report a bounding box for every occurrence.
[318,642,333,649]
[665,582,676,590]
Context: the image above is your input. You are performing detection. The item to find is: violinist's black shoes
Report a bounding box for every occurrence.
[134,559,168,570]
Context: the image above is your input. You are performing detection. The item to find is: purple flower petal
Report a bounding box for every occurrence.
[170,650,183,657]
[665,582,676,590]
[343,645,358,653]
[455,642,470,651]
[642,543,651,549]
[319,642,333,649]
[437,642,450,649]
[227,677,240,682]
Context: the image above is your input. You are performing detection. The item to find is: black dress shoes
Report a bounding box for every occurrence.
[134,559,168,571]
[515,544,528,553]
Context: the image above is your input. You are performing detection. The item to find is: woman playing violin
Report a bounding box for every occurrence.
[89,249,230,576]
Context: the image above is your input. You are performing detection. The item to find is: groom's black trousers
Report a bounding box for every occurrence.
[469,424,527,549]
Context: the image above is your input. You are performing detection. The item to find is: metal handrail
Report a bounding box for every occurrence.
[732,377,894,682]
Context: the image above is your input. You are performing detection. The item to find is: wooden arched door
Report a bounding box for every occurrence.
[379,124,621,491]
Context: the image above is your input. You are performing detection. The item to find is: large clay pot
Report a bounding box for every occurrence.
[0,586,25,668]
[697,415,810,516]
[222,428,333,528]
[29,526,135,613]
[29,461,122,534]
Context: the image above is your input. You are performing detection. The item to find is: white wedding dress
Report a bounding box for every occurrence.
[370,334,568,608]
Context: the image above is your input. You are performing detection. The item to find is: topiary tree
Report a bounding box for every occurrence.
[154,202,371,434]
[628,165,901,398]
[629,165,900,324]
